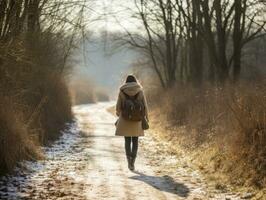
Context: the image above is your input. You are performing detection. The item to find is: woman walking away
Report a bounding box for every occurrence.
[115,75,149,171]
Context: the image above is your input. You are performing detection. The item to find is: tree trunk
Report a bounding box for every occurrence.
[214,0,229,83]
[233,0,243,82]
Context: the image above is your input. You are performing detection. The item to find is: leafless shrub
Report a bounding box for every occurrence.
[0,0,91,172]
[149,81,266,186]
[0,96,41,174]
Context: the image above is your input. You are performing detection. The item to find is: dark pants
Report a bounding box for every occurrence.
[124,136,138,158]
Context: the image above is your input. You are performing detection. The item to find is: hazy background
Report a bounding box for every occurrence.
[70,0,142,100]
[71,37,138,98]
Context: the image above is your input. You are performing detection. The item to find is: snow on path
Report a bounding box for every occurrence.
[75,102,179,200]
[0,102,243,200]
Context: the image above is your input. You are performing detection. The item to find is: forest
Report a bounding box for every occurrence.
[118,0,266,192]
[0,0,266,199]
[112,0,266,195]
[0,0,87,173]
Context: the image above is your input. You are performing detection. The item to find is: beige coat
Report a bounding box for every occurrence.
[115,82,149,137]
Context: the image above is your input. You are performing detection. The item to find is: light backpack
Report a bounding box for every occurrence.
[121,91,144,121]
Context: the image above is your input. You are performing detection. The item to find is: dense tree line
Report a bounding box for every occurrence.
[122,0,266,87]
[116,1,266,188]
[0,0,88,173]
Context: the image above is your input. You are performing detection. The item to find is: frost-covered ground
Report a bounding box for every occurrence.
[0,121,91,200]
[0,102,245,200]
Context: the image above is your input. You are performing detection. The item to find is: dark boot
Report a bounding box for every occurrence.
[127,156,132,170]
[131,157,136,171]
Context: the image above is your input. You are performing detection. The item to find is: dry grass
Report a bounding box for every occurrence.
[38,75,73,142]
[70,78,97,105]
[0,97,42,174]
[0,34,73,173]
[148,81,266,189]
[69,78,109,105]
[95,89,110,102]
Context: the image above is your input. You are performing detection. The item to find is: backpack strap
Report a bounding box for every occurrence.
[133,92,140,99]
[121,90,130,99]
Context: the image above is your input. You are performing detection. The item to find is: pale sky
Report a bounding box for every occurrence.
[87,0,143,33]
[71,1,142,95]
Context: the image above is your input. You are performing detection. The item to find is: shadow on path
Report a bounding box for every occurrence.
[130,171,190,198]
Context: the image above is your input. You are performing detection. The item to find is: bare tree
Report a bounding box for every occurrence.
[232,0,266,81]
[116,0,183,88]
[178,0,266,84]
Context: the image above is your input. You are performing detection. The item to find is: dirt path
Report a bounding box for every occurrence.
[0,102,244,200]
[75,102,179,200]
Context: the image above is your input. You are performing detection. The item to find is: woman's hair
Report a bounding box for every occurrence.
[125,75,137,83]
